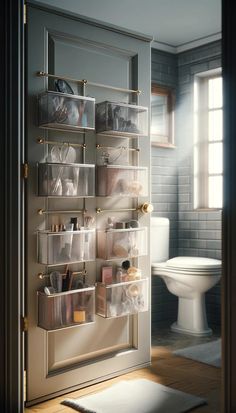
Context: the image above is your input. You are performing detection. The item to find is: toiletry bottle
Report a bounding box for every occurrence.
[70,217,78,261]
[70,217,78,230]
[116,267,123,283]
[78,226,85,261]
[120,260,130,281]
[116,266,128,283]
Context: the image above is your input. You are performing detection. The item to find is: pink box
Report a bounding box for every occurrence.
[102,266,113,284]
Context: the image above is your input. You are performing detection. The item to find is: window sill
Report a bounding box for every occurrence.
[194,208,222,212]
[151,142,176,149]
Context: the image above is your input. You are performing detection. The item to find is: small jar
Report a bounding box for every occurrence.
[126,266,141,281]
[73,307,86,323]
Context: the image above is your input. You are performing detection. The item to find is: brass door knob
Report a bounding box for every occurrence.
[139,202,154,214]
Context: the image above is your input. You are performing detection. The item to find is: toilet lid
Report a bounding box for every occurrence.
[166,256,221,270]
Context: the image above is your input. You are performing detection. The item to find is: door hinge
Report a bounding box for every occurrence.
[21,316,28,332]
[24,4,27,25]
[23,163,29,179]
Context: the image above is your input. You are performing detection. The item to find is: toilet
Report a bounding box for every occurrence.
[151,217,221,336]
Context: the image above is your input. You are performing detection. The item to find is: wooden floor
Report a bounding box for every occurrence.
[24,346,221,413]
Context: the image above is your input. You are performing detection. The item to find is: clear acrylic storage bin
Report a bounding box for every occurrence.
[96,278,148,318]
[37,286,95,330]
[38,163,95,197]
[38,229,96,265]
[96,146,129,166]
[96,165,148,197]
[38,91,95,131]
[97,227,147,260]
[96,101,148,137]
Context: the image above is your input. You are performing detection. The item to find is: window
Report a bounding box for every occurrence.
[193,72,223,209]
[151,84,175,147]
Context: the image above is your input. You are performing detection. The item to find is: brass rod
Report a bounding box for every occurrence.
[37,71,85,85]
[96,202,153,214]
[38,209,86,215]
[96,207,138,214]
[82,81,86,96]
[37,138,86,149]
[87,80,141,95]
[37,71,141,95]
[96,144,140,152]
[38,270,87,279]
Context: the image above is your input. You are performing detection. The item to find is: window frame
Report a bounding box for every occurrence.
[193,70,223,210]
[151,84,175,148]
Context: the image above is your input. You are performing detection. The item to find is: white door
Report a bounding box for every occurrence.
[26,4,151,405]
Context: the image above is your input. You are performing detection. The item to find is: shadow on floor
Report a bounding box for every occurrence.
[152,325,221,351]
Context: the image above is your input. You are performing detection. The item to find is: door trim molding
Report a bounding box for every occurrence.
[0,1,24,412]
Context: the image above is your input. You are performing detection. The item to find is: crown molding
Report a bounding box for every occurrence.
[151,40,176,53]
[177,32,222,53]
[152,32,222,54]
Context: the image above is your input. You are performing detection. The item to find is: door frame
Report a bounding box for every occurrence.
[0,1,25,412]
[1,1,236,412]
[222,1,236,411]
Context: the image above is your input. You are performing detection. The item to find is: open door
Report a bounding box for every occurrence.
[25,4,151,405]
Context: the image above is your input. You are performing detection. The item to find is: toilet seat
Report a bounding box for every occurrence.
[166,256,221,270]
[152,256,221,276]
[152,266,221,277]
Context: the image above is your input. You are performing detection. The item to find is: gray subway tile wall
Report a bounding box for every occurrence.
[151,50,178,330]
[151,41,222,332]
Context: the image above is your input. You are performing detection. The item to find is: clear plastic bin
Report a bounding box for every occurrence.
[37,286,95,330]
[96,278,148,318]
[96,101,148,137]
[96,146,129,166]
[38,91,95,131]
[38,229,96,265]
[97,227,147,260]
[96,165,148,197]
[38,163,95,197]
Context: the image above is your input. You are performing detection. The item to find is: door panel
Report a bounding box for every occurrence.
[26,5,151,404]
[47,318,131,373]
[53,35,131,88]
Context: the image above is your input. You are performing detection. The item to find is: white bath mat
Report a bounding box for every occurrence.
[174,339,221,367]
[62,378,206,413]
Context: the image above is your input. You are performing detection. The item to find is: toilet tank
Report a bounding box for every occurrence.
[150,217,169,263]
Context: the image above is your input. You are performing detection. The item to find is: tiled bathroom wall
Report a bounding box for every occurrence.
[151,50,178,257]
[151,50,178,328]
[151,41,222,330]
